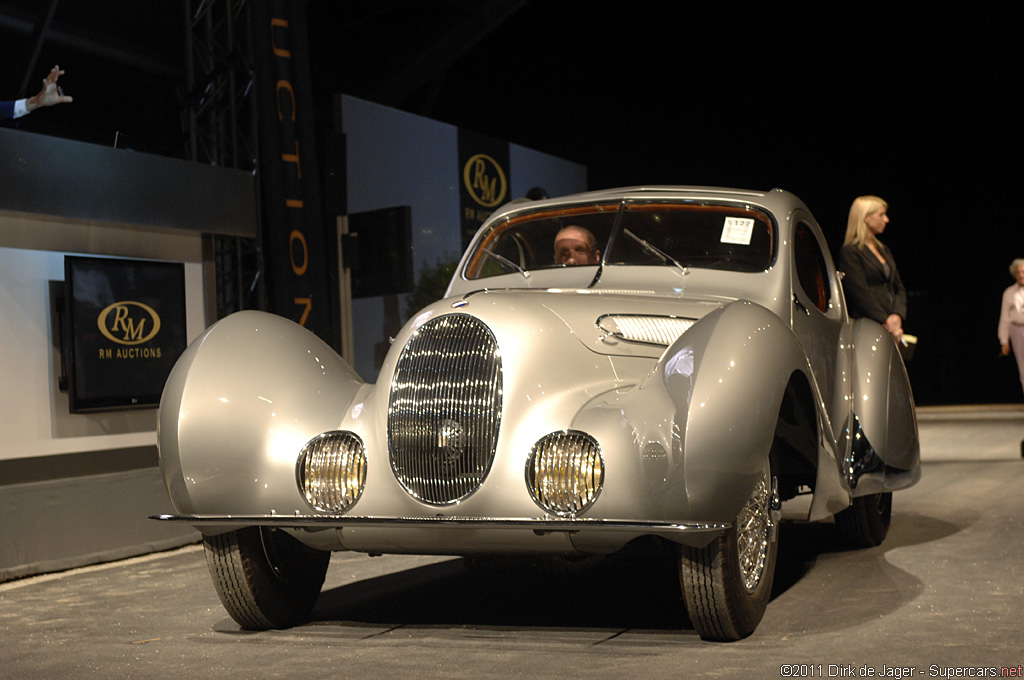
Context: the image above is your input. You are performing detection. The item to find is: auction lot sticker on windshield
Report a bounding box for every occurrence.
[721,216,755,245]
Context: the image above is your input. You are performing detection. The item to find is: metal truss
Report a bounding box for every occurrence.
[183,0,263,319]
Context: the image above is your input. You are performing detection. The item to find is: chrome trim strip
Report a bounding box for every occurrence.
[150,514,730,534]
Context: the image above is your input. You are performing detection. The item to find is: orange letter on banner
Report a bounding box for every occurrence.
[294,297,312,326]
[270,18,291,58]
[290,230,308,276]
[282,141,301,179]
[276,80,295,121]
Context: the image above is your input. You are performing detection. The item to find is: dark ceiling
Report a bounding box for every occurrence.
[1,0,184,152]
[2,1,1015,199]
[0,0,534,156]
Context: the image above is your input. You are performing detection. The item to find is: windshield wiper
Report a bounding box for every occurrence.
[482,247,530,279]
[623,229,689,277]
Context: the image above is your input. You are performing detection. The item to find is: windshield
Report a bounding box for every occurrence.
[463,201,775,280]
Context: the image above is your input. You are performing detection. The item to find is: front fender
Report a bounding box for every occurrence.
[577,300,813,525]
[157,311,365,516]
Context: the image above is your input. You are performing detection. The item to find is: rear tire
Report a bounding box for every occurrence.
[203,527,330,630]
[679,455,780,641]
[835,491,892,548]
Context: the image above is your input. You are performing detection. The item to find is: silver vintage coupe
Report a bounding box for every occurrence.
[155,186,920,641]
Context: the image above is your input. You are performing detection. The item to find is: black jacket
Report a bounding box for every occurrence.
[838,242,907,324]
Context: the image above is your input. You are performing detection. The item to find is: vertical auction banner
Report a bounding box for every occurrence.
[250,0,331,342]
[458,129,510,250]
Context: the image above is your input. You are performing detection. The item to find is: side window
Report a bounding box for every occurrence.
[793,222,832,313]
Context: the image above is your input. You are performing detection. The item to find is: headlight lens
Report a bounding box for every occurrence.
[297,431,367,512]
[526,431,604,516]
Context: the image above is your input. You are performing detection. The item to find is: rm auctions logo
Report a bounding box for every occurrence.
[463,154,507,208]
[97,301,162,345]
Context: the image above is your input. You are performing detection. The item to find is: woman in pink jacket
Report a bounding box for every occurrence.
[998,258,1024,397]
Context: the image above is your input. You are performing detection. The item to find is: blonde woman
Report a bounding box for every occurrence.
[838,195,907,342]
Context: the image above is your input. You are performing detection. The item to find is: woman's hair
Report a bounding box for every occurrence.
[1011,258,1024,276]
[843,195,888,247]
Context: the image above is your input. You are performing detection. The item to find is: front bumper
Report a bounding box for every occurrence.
[151,513,729,553]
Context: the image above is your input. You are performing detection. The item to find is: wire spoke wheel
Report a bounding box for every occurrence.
[735,469,773,593]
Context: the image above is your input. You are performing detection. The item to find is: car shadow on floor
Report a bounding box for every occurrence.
[312,549,691,632]
[309,513,953,634]
[772,510,959,594]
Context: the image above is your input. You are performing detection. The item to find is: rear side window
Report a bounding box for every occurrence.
[793,221,831,313]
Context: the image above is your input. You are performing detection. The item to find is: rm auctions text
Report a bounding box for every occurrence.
[780,665,1024,679]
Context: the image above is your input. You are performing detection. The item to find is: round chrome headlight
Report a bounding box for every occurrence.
[297,431,367,512]
[526,431,604,516]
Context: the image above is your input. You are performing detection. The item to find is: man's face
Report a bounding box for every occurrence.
[1015,265,1024,286]
[554,227,600,265]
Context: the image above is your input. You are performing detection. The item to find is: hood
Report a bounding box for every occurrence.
[427,288,733,359]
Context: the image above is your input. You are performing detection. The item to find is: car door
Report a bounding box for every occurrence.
[789,217,852,442]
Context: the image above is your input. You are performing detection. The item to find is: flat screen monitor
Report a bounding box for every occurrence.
[63,256,187,412]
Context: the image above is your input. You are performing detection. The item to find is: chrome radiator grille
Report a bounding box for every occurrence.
[387,314,502,505]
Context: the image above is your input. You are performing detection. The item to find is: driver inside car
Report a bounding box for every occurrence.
[554,225,601,265]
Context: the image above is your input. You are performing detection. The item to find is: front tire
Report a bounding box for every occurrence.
[835,491,892,549]
[203,527,330,630]
[679,457,780,641]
